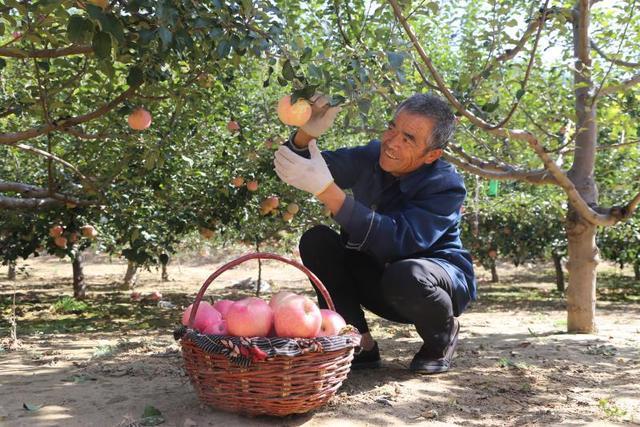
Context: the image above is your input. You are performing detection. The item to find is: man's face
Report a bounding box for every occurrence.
[379,110,442,176]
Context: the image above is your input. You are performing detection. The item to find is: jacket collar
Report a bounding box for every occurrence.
[374,158,439,194]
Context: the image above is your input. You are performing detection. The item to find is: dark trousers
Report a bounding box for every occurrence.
[299,225,456,357]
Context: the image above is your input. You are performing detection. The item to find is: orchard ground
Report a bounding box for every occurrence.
[1,250,639,427]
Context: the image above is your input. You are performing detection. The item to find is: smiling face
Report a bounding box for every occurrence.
[379,110,443,176]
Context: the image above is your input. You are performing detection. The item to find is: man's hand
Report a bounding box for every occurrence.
[300,94,342,138]
[274,140,334,196]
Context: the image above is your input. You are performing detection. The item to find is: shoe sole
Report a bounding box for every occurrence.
[410,364,450,374]
[409,319,460,375]
[350,360,382,370]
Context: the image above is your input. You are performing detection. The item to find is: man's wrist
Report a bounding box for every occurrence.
[315,182,346,216]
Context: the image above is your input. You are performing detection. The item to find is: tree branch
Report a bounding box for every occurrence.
[12,143,88,181]
[0,181,95,210]
[590,40,640,68]
[388,0,631,227]
[0,44,93,59]
[470,17,541,86]
[445,145,556,184]
[0,86,139,146]
[599,72,640,96]
[487,0,549,130]
[0,195,65,210]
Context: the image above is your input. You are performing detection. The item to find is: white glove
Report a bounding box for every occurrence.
[274,140,334,196]
[300,94,342,138]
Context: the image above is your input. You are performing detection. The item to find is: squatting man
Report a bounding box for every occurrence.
[273,93,476,373]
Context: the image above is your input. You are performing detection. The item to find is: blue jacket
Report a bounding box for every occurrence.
[288,138,476,316]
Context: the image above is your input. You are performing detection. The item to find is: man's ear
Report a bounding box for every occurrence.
[424,148,443,164]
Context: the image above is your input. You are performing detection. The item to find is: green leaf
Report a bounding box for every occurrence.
[23,403,42,412]
[300,47,312,63]
[282,59,295,81]
[329,94,346,107]
[482,97,500,113]
[127,65,144,87]
[515,88,525,100]
[216,39,230,57]
[67,15,94,44]
[357,98,372,114]
[387,52,404,70]
[99,14,125,46]
[426,1,439,14]
[158,27,172,50]
[92,31,112,60]
[140,405,164,426]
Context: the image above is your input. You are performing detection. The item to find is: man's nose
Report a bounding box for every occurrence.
[385,130,401,147]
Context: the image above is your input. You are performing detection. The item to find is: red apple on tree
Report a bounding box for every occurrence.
[54,236,68,248]
[231,176,245,188]
[80,225,98,239]
[282,212,294,222]
[49,225,64,237]
[277,95,312,127]
[227,120,241,132]
[128,108,152,131]
[247,180,259,192]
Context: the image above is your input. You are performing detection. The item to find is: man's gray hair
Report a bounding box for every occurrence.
[396,93,456,151]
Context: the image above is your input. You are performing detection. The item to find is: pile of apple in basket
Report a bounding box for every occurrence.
[182,291,346,338]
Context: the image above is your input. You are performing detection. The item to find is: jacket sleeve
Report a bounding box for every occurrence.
[333,184,466,263]
[284,134,373,189]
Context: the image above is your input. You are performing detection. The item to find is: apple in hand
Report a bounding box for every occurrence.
[226,297,273,337]
[318,309,347,336]
[274,295,322,338]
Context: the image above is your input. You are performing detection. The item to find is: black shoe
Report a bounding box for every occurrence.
[351,341,382,369]
[409,318,460,374]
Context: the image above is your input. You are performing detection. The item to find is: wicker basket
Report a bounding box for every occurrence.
[179,252,359,417]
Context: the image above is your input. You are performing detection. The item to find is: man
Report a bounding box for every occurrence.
[274,93,476,374]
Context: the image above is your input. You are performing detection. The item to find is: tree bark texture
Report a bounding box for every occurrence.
[566,1,598,333]
[72,251,87,299]
[490,261,499,283]
[123,260,138,289]
[8,261,16,280]
[552,251,565,293]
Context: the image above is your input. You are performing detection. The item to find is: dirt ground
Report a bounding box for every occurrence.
[1,251,639,427]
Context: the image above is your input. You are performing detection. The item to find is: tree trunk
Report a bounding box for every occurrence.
[490,260,499,283]
[123,260,138,289]
[8,261,16,280]
[565,2,598,333]
[552,251,565,293]
[566,218,598,333]
[161,263,168,281]
[634,261,639,281]
[72,251,87,299]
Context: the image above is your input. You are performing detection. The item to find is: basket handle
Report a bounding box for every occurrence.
[188,252,335,329]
